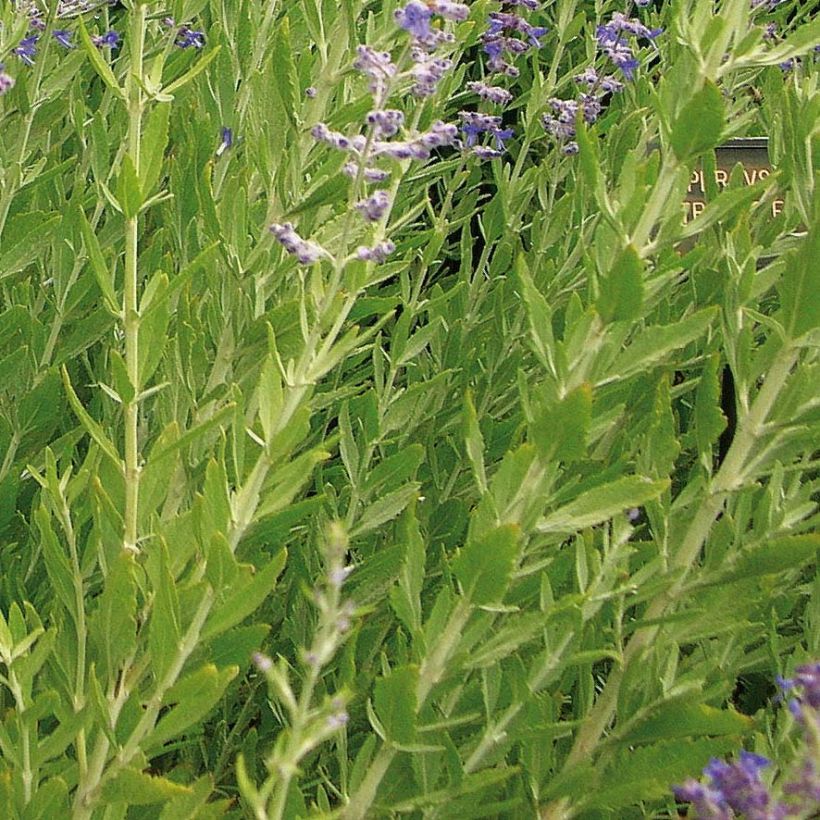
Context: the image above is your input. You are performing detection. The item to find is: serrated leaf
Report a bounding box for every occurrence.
[35,506,77,624]
[537,477,668,534]
[463,390,488,494]
[374,665,418,745]
[117,154,143,219]
[671,81,724,160]
[203,549,287,639]
[77,206,117,312]
[90,551,137,686]
[100,768,191,805]
[351,483,420,537]
[148,542,181,682]
[618,699,752,746]
[453,524,520,605]
[143,664,238,751]
[141,103,170,195]
[779,224,819,339]
[612,308,718,380]
[695,353,727,462]
[597,244,644,324]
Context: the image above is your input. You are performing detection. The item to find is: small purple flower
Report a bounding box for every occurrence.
[415,119,459,150]
[356,240,396,263]
[176,26,205,49]
[305,86,317,98]
[783,759,820,808]
[269,222,328,265]
[466,80,513,105]
[216,127,233,156]
[395,1,433,39]
[14,36,38,67]
[673,780,732,819]
[366,109,405,137]
[93,30,120,48]
[472,146,503,160]
[53,30,74,49]
[326,710,349,729]
[428,0,470,22]
[355,190,390,222]
[409,50,453,97]
[459,111,503,146]
[252,652,273,672]
[353,45,397,103]
[561,141,579,156]
[0,65,14,95]
[343,162,391,183]
[312,123,367,155]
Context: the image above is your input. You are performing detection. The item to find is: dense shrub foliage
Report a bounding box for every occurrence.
[0,0,818,816]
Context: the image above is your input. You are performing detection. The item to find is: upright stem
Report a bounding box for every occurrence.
[540,345,799,819]
[123,4,147,555]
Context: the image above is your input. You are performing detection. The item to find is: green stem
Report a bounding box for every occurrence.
[541,345,799,818]
[122,3,148,555]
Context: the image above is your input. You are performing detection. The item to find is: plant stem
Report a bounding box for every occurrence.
[122,3,147,555]
[540,344,799,818]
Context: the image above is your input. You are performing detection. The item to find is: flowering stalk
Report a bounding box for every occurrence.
[122,2,147,555]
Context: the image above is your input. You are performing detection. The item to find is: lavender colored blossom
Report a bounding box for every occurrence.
[14,36,38,67]
[342,162,391,183]
[367,109,405,137]
[673,780,732,819]
[176,26,205,49]
[460,112,503,146]
[596,12,661,80]
[311,123,367,155]
[487,11,548,48]
[53,30,74,49]
[355,190,391,222]
[415,120,459,149]
[93,30,120,48]
[395,1,433,39]
[326,710,349,729]
[305,86,317,98]
[0,66,14,95]
[505,0,541,9]
[409,50,453,97]
[269,222,328,265]
[429,0,470,22]
[353,45,397,103]
[472,146,503,160]
[783,759,820,808]
[356,240,396,263]
[466,80,513,105]
[252,652,273,672]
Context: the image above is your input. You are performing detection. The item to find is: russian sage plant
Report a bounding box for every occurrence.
[0,0,817,817]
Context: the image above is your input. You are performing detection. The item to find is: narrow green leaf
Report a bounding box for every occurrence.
[164,45,222,95]
[695,353,727,462]
[61,366,121,467]
[77,17,125,100]
[351,483,420,537]
[779,224,819,339]
[537,477,668,534]
[671,81,724,160]
[148,542,181,682]
[101,768,191,805]
[140,103,170,195]
[77,206,118,312]
[35,507,76,623]
[597,245,644,324]
[453,524,520,605]
[374,665,418,745]
[143,664,238,751]
[203,549,287,639]
[463,390,488,494]
[89,551,138,686]
[117,154,143,220]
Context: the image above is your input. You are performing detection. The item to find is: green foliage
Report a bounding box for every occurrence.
[0,0,816,817]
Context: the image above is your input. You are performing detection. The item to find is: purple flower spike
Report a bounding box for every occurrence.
[367,109,405,137]
[343,162,391,183]
[270,222,328,265]
[466,80,513,105]
[357,240,396,263]
[53,30,74,49]
[429,0,470,22]
[673,780,732,819]
[355,190,391,222]
[14,36,38,67]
